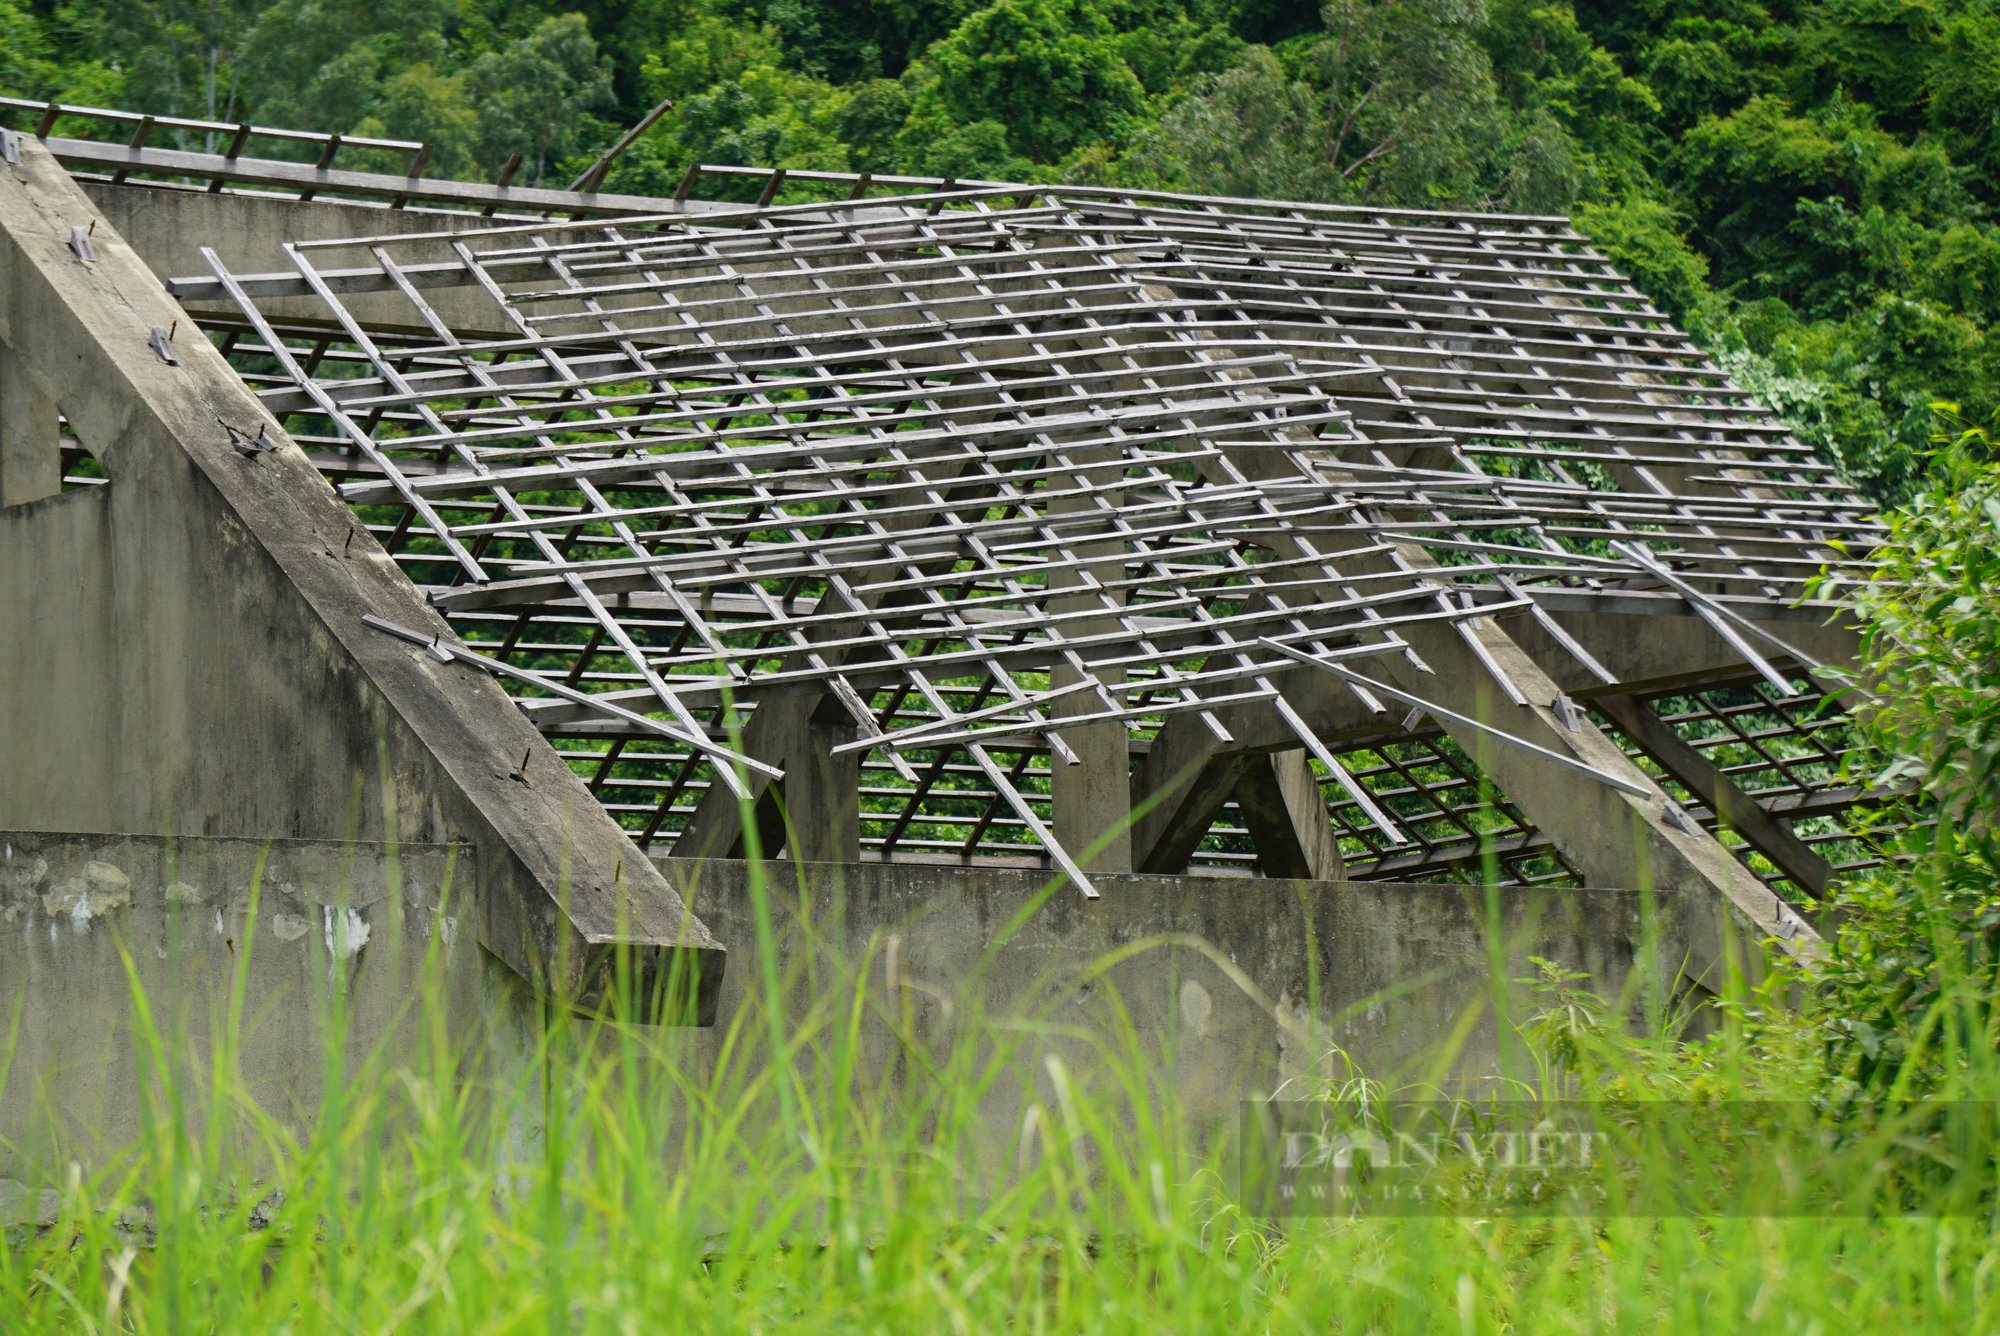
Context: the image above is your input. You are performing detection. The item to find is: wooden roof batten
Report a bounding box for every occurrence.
[21,97,1883,960]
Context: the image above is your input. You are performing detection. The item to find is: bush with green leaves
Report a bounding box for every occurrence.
[1812,419,2000,1091]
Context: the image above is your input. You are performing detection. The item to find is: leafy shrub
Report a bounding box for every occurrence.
[1811,419,2000,1091]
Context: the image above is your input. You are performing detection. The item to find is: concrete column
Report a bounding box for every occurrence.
[680,691,861,865]
[1048,693,1133,871]
[769,713,862,866]
[1047,447,1133,872]
[0,341,60,507]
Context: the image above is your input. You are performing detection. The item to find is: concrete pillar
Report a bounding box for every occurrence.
[1048,689,1133,872]
[1047,447,1133,873]
[0,341,60,508]
[679,691,861,865]
[768,713,862,866]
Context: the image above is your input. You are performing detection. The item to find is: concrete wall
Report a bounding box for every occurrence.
[1,833,1699,1182]
[666,858,1700,1138]
[0,135,723,1007]
[0,831,534,1179]
[81,182,520,334]
[80,183,500,282]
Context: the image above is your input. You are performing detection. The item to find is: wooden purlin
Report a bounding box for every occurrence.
[201,196,1505,884]
[185,177,1883,891]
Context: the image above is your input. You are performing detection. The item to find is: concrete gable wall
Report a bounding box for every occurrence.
[0,135,722,1015]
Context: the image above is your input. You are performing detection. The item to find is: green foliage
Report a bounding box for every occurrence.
[0,0,56,100]
[1573,195,1717,323]
[1676,94,1966,306]
[1311,0,1575,209]
[1628,10,1793,135]
[1812,424,2000,1091]
[465,13,617,185]
[1484,0,1659,194]
[56,0,267,134]
[1926,10,2000,190]
[917,0,1146,162]
[1125,46,1346,200]
[832,76,912,170]
[1711,304,1927,500]
[665,65,851,174]
[360,62,481,177]
[236,0,458,147]
[7,0,2000,495]
[1795,0,1938,125]
[901,114,1034,179]
[635,11,783,104]
[1516,955,1608,1078]
[1127,0,1598,212]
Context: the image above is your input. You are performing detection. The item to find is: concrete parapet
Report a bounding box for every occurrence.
[666,858,1698,1137]
[0,833,1701,1181]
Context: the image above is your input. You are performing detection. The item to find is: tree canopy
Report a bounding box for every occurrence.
[11,0,2000,500]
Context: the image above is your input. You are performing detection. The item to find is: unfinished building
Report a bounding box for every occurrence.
[0,101,1888,1160]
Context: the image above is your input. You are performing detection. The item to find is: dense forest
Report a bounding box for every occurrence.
[10,2,2000,505]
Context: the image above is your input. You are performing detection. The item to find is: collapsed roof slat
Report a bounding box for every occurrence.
[76,130,1880,929]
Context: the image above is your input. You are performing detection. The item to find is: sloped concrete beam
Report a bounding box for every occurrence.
[1235,750,1346,881]
[1126,603,1854,877]
[1131,668,1372,874]
[1594,693,1835,900]
[1206,445,1815,982]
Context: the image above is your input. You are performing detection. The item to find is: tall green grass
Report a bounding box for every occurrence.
[3,846,1998,1333]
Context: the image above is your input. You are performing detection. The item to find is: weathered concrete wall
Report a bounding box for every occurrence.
[1,834,1701,1182]
[80,183,497,281]
[80,182,518,334]
[0,831,536,1179]
[0,134,722,1008]
[666,859,1701,1135]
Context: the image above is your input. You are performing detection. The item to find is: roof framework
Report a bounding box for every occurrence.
[5,97,1896,914]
